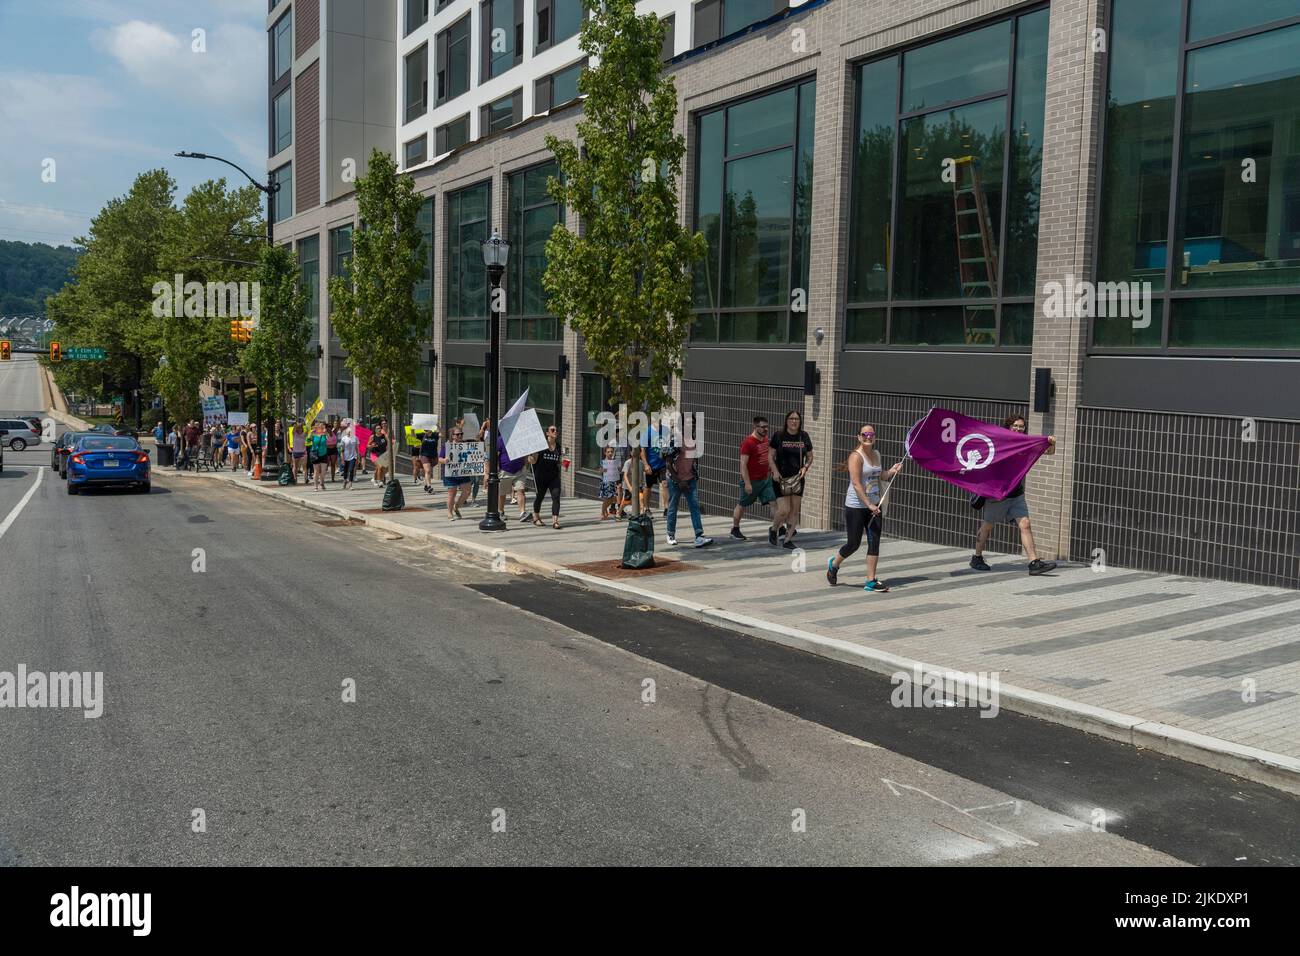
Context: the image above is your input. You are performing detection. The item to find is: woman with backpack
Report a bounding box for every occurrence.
[769,409,814,550]
[827,423,902,593]
[664,431,712,549]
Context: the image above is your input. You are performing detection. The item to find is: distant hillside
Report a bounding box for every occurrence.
[0,239,81,315]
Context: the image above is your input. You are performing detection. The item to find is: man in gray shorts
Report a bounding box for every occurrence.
[969,415,1057,575]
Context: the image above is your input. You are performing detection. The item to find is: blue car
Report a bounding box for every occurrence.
[67,435,151,495]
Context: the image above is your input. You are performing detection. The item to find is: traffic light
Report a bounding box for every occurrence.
[230,320,240,342]
[49,341,61,363]
[229,320,254,343]
[0,340,10,361]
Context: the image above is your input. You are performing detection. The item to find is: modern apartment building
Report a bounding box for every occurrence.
[269,0,1300,589]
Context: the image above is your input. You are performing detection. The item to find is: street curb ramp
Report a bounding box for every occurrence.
[151,466,1300,797]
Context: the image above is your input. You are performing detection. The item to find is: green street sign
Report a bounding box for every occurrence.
[66,347,107,360]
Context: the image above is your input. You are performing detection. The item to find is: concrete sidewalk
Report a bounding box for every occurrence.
[153,464,1300,794]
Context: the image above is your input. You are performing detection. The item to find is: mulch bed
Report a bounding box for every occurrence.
[564,558,700,580]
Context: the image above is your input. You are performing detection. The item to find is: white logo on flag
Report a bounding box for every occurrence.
[956,434,996,472]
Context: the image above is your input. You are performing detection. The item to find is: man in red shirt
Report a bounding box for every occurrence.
[730,416,777,540]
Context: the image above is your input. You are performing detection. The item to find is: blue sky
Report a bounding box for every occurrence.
[0,0,266,248]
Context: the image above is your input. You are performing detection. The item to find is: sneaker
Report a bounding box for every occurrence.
[1027,559,1057,576]
[970,554,991,571]
[693,535,713,548]
[782,539,796,550]
[730,527,746,541]
[768,527,778,546]
[779,524,788,538]
[666,536,677,547]
[518,511,528,522]
[454,508,463,520]
[826,557,838,586]
[864,579,891,593]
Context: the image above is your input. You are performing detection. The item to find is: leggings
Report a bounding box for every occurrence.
[839,506,882,559]
[341,458,357,482]
[533,477,561,517]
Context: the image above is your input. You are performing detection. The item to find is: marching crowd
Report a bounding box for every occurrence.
[153,408,1058,594]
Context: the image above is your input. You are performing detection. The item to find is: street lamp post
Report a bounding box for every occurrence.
[478,228,510,533]
[174,151,282,478]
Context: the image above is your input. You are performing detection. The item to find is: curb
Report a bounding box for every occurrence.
[154,467,1300,797]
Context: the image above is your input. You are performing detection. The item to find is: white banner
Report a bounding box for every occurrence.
[411,413,439,431]
[201,395,227,427]
[227,411,249,426]
[443,440,485,478]
[501,408,548,461]
[461,411,480,437]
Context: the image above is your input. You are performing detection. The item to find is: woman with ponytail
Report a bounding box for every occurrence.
[827,424,902,592]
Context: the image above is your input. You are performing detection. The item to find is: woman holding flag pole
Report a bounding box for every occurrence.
[827,424,903,592]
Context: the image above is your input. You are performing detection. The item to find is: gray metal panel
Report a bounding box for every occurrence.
[840,350,1031,401]
[685,346,805,387]
[502,340,562,370]
[1083,356,1300,420]
[443,341,489,366]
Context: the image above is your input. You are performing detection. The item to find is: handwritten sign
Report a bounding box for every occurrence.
[443,441,485,478]
[201,395,227,427]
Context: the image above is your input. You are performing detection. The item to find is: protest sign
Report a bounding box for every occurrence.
[501,408,548,460]
[442,441,486,478]
[201,395,227,427]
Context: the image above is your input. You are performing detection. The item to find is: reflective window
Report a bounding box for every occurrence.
[901,20,1010,114]
[506,369,559,433]
[436,115,469,154]
[272,13,292,80]
[414,197,433,332]
[553,0,583,46]
[846,8,1047,348]
[1189,0,1300,42]
[724,0,775,37]
[1097,2,1300,351]
[552,59,584,107]
[446,181,490,340]
[485,0,519,79]
[692,79,815,344]
[405,44,427,124]
[404,135,427,169]
[273,88,292,154]
[445,365,485,423]
[580,374,610,471]
[405,0,427,37]
[438,14,471,104]
[270,163,293,223]
[298,234,319,323]
[507,162,562,340]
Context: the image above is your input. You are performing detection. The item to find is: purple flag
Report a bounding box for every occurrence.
[904,408,1049,500]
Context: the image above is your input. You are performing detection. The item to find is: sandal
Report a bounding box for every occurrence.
[532,515,544,526]
[552,518,561,529]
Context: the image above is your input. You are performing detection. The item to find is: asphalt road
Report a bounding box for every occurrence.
[0,464,1293,865]
[0,354,45,416]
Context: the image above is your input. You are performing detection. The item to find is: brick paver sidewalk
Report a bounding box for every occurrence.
[155,464,1300,792]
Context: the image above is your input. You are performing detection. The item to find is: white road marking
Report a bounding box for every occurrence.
[0,464,43,542]
[881,778,1038,847]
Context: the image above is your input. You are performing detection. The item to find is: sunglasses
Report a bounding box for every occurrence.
[860,431,876,439]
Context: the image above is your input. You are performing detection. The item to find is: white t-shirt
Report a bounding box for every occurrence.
[338,433,359,461]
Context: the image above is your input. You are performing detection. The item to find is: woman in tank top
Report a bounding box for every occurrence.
[827,423,902,592]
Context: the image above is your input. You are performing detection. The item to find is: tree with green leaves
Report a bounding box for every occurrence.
[543,0,706,516]
[328,148,428,486]
[242,242,312,469]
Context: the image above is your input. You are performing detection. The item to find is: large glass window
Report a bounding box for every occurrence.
[691,79,816,344]
[270,163,293,223]
[272,12,292,80]
[273,88,292,154]
[415,197,434,334]
[724,0,775,37]
[507,162,562,340]
[445,364,486,423]
[537,0,583,52]
[436,115,470,154]
[446,181,491,340]
[484,0,521,80]
[437,14,471,104]
[1096,1,1300,351]
[331,357,352,405]
[328,223,352,328]
[580,374,611,472]
[405,44,428,124]
[505,369,559,433]
[845,7,1048,348]
[405,0,428,36]
[298,234,319,324]
[404,134,427,169]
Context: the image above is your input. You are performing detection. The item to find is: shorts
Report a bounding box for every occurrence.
[737,476,776,507]
[291,451,305,460]
[775,472,805,497]
[442,476,470,488]
[645,467,664,488]
[502,470,525,491]
[983,494,1030,525]
[598,479,618,500]
[419,455,436,465]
